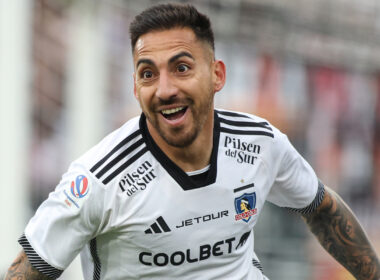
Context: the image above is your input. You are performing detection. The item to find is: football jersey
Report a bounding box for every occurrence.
[19,109,324,280]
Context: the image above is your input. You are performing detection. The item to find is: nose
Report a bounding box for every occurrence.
[155,70,179,100]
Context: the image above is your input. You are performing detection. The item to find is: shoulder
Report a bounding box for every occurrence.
[72,116,145,183]
[42,117,144,225]
[55,116,146,201]
[215,108,293,167]
[215,108,285,141]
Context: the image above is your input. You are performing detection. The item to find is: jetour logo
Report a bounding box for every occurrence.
[70,175,89,198]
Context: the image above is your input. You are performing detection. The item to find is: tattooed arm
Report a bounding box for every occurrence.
[302,186,380,280]
[4,250,52,280]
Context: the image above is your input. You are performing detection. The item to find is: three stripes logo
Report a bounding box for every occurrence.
[145,216,171,234]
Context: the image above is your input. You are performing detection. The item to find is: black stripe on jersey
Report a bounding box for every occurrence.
[217,110,274,138]
[95,138,145,179]
[157,216,171,232]
[90,129,141,173]
[151,223,162,233]
[90,238,101,280]
[217,110,251,119]
[234,183,254,193]
[18,234,63,279]
[220,127,274,138]
[102,146,148,184]
[218,117,272,131]
[252,258,264,273]
[286,180,325,214]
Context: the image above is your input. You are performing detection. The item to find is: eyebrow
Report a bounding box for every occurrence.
[136,51,194,69]
[168,51,194,64]
[136,58,154,69]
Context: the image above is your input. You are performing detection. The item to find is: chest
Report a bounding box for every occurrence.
[108,151,272,245]
[94,146,274,278]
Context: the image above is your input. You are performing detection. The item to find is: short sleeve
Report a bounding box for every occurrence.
[266,131,322,210]
[19,163,105,279]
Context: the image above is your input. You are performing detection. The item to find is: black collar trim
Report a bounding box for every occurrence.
[139,112,220,191]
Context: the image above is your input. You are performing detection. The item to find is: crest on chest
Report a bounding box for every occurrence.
[234,192,257,222]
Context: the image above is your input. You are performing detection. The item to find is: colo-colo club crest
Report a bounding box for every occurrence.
[234,192,257,222]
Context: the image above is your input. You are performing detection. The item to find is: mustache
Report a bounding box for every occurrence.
[153,96,193,107]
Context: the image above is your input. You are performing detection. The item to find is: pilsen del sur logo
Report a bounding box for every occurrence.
[234,192,257,222]
[224,136,261,165]
[119,160,157,196]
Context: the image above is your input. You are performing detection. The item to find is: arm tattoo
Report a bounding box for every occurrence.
[302,186,380,280]
[4,251,52,280]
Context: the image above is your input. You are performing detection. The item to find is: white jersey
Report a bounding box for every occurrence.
[20,109,324,280]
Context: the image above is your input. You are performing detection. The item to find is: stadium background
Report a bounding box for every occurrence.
[1,0,380,279]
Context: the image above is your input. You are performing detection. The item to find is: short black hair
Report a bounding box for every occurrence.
[129,3,214,53]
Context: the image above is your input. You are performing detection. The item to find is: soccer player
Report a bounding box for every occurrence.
[5,3,380,280]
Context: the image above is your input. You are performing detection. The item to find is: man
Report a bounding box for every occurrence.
[5,3,380,280]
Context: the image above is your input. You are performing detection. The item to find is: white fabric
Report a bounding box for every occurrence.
[23,110,318,280]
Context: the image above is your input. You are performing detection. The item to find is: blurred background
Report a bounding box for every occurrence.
[1,0,380,279]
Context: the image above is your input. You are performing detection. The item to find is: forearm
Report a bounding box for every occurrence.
[302,186,380,280]
[4,251,52,280]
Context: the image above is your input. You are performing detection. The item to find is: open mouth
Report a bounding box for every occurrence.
[161,106,187,121]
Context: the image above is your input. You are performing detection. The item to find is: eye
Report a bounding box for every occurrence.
[141,70,154,79]
[177,64,190,73]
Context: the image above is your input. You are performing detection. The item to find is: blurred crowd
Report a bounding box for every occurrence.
[30,1,380,279]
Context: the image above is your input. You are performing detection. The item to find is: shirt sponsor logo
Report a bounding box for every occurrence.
[139,237,236,267]
[234,192,257,222]
[139,231,251,267]
[119,161,156,196]
[224,136,260,165]
[175,210,229,229]
[145,216,171,234]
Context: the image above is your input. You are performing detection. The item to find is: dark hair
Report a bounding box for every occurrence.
[241,199,252,210]
[129,3,214,52]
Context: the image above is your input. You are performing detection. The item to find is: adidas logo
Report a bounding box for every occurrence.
[145,216,171,234]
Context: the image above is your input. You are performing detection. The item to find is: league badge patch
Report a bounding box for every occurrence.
[63,174,90,209]
[234,192,257,222]
[70,175,89,198]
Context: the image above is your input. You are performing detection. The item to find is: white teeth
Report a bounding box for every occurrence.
[161,107,184,115]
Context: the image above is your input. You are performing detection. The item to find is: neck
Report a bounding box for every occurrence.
[147,110,215,173]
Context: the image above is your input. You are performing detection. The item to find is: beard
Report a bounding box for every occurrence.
[145,93,214,148]
[158,124,199,148]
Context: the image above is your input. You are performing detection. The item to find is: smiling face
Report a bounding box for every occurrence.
[133,27,225,148]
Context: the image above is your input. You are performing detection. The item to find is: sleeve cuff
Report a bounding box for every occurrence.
[252,258,264,273]
[286,180,325,214]
[18,234,63,279]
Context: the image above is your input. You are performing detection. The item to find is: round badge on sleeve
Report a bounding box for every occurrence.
[70,175,89,198]
[63,174,91,209]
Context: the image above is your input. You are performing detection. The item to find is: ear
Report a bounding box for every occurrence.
[133,73,138,100]
[212,60,226,92]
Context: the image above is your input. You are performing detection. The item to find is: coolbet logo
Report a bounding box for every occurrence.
[139,237,236,267]
[138,231,251,267]
[70,175,89,198]
[224,136,261,165]
[234,192,257,222]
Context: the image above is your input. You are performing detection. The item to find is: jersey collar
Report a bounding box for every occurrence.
[139,111,220,191]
